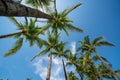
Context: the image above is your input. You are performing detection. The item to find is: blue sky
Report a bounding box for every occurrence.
[0,0,120,80]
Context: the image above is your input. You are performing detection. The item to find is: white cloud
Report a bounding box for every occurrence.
[70,42,76,54]
[33,56,48,80]
[33,56,64,80]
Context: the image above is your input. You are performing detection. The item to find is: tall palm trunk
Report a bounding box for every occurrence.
[0,0,54,20]
[95,52,120,80]
[78,73,83,80]
[62,58,68,80]
[46,49,52,80]
[0,31,22,39]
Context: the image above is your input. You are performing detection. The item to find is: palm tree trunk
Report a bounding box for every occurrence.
[0,31,22,39]
[46,49,52,80]
[0,0,54,20]
[95,52,120,80]
[79,73,83,80]
[62,58,68,80]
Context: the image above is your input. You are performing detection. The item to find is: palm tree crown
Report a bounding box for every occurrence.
[40,3,83,36]
[77,35,120,79]
[1,17,47,57]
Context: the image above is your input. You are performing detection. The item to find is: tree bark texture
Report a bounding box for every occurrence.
[0,0,54,20]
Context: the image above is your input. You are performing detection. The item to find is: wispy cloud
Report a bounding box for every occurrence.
[70,42,76,54]
[33,56,64,80]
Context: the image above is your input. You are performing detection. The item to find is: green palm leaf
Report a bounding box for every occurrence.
[66,62,73,66]
[29,39,35,47]
[4,38,23,57]
[100,56,112,67]
[26,0,51,9]
[84,35,90,45]
[62,3,82,17]
[64,49,71,54]
[115,70,120,75]
[8,17,24,30]
[62,27,69,36]
[25,17,28,26]
[66,23,83,32]
[92,56,100,61]
[96,41,115,47]
[35,25,49,35]
[0,32,22,39]
[92,36,104,45]
[29,18,36,29]
[35,37,43,48]
[31,48,50,61]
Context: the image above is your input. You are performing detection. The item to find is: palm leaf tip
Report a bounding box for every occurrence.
[31,55,37,61]
[67,24,83,32]
[62,3,82,17]
[92,36,104,45]
[97,41,115,47]
[4,38,23,57]
[8,17,23,30]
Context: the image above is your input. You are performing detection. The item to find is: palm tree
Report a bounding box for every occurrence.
[0,0,54,20]
[66,36,120,80]
[0,17,46,57]
[53,41,71,80]
[77,52,103,80]
[40,2,83,36]
[78,35,120,79]
[31,31,59,80]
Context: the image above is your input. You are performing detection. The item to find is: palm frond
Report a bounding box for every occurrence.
[25,34,35,47]
[62,27,69,36]
[100,56,112,67]
[26,0,40,8]
[26,0,51,9]
[0,32,22,39]
[8,17,24,30]
[66,62,73,66]
[92,36,104,45]
[62,3,82,17]
[64,49,71,54]
[31,48,50,61]
[35,37,43,48]
[29,39,35,47]
[53,0,57,16]
[35,25,49,35]
[63,54,69,60]
[50,51,58,58]
[66,23,83,32]
[115,70,120,75]
[4,38,23,57]
[29,18,36,29]
[96,41,115,47]
[42,40,49,46]
[25,17,28,26]
[92,56,100,61]
[84,35,90,45]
